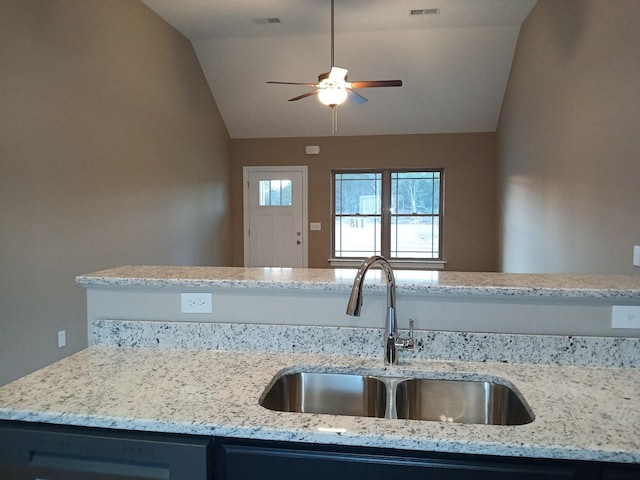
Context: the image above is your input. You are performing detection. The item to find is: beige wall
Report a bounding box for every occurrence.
[497,0,640,273]
[231,133,498,271]
[0,0,231,385]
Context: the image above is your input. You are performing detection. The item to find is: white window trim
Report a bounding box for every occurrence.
[328,258,446,270]
[332,168,444,264]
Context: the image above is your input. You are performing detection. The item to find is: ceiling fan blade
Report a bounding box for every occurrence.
[350,80,403,88]
[347,89,368,104]
[267,81,317,87]
[288,90,320,102]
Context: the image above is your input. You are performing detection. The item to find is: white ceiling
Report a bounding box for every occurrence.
[141,0,537,138]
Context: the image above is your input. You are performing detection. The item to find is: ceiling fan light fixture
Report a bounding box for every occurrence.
[266,0,402,130]
[318,87,348,107]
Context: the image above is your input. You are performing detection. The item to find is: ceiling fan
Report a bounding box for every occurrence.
[267,0,402,129]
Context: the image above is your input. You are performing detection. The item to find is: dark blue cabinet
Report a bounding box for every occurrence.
[0,421,212,480]
[216,438,638,480]
[1,421,638,480]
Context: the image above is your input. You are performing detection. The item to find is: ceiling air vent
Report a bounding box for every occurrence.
[410,8,440,16]
[253,17,282,25]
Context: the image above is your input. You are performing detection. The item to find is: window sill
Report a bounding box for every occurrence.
[328,258,446,270]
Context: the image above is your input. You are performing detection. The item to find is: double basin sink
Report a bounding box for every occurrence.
[261,370,534,426]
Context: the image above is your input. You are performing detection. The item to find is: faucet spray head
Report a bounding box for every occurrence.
[346,255,386,317]
[346,284,362,316]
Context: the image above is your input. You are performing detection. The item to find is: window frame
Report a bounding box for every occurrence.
[330,168,445,269]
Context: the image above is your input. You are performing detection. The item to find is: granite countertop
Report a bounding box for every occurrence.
[76,265,640,299]
[0,346,638,464]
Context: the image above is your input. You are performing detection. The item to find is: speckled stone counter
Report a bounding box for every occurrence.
[76,265,640,299]
[0,346,638,463]
[3,266,638,465]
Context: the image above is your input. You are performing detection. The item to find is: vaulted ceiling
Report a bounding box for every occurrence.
[141,0,537,138]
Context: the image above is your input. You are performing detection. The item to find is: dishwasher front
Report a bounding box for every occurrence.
[0,421,212,480]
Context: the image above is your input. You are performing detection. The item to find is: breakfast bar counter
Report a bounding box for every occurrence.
[76,265,640,299]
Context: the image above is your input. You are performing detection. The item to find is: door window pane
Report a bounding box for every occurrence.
[259,179,292,206]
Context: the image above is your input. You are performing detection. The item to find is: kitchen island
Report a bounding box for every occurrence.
[0,266,639,477]
[0,344,638,464]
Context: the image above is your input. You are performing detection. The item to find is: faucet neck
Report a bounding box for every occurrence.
[346,256,412,365]
[346,255,397,332]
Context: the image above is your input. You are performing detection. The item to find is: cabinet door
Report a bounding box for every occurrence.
[602,468,640,480]
[0,421,212,480]
[217,441,578,480]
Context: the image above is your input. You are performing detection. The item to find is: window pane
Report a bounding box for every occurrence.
[391,171,440,214]
[259,179,292,206]
[259,180,270,205]
[335,173,382,215]
[270,180,280,205]
[334,216,381,257]
[281,180,292,205]
[390,216,439,258]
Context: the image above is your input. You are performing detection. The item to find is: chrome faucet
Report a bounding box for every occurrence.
[346,255,414,365]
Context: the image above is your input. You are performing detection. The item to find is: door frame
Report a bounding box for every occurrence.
[243,165,309,267]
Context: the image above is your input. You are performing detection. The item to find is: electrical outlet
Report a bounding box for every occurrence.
[633,245,640,267]
[57,330,66,348]
[180,293,213,314]
[612,305,640,328]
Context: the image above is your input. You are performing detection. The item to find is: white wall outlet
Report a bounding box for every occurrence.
[57,330,66,348]
[633,245,640,267]
[180,293,213,314]
[612,305,640,328]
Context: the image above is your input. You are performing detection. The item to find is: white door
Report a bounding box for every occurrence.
[243,166,308,267]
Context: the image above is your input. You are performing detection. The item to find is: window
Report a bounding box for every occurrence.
[333,169,442,265]
[259,179,292,206]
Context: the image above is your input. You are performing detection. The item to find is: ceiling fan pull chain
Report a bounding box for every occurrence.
[331,106,338,134]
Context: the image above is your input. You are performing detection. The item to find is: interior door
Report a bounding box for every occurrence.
[244,166,307,267]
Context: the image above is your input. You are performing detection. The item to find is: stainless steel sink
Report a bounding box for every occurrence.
[395,378,533,425]
[260,370,534,425]
[260,372,388,418]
